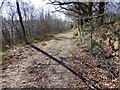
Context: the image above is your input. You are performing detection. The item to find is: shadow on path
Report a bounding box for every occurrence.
[28,43,100,90]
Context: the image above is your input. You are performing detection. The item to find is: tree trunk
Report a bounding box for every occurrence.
[89,2,93,16]
[16,0,27,43]
[98,2,105,23]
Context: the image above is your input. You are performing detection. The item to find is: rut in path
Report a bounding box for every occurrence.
[2,30,88,88]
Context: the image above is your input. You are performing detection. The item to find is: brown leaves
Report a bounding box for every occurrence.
[70,45,119,89]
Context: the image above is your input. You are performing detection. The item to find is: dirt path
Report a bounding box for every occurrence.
[2,30,87,88]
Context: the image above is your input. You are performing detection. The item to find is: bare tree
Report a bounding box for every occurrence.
[0,0,6,9]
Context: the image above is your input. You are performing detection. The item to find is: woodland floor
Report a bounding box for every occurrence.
[1,30,119,89]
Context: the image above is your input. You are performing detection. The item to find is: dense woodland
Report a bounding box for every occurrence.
[1,1,69,50]
[1,0,120,89]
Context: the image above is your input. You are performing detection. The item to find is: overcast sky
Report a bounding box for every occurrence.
[1,0,119,19]
[0,0,66,20]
